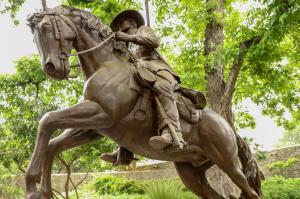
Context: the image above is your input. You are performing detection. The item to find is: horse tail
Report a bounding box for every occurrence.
[236,134,262,198]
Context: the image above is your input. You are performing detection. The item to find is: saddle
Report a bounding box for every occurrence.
[130,67,206,124]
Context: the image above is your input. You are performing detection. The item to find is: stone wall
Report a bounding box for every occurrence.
[258,145,300,178]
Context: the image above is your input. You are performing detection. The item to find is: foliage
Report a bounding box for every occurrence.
[0,170,24,199]
[0,54,73,173]
[93,176,144,195]
[253,143,267,161]
[97,194,147,199]
[267,157,298,177]
[278,124,300,147]
[0,0,138,181]
[1,0,138,25]
[0,183,24,199]
[65,0,140,25]
[141,179,184,199]
[153,0,300,129]
[0,0,25,24]
[71,176,197,199]
[70,175,300,199]
[243,137,267,161]
[2,0,300,132]
[69,177,146,199]
[0,55,115,175]
[262,176,300,199]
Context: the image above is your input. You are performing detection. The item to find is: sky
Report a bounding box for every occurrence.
[0,0,284,151]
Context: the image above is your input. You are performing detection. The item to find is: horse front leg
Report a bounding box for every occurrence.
[41,129,103,198]
[25,100,113,199]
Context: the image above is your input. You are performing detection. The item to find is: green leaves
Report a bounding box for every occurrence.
[142,179,184,199]
[267,157,298,177]
[66,0,140,25]
[154,0,300,129]
[262,176,300,199]
[0,0,26,25]
[278,125,300,146]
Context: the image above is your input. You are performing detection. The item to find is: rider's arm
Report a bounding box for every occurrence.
[133,26,160,49]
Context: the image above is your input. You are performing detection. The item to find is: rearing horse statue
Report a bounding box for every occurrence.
[26,5,262,199]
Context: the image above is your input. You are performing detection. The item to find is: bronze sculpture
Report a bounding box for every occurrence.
[25,5,262,199]
[101,10,185,165]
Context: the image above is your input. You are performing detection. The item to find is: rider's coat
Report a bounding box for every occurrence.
[129,25,180,83]
[127,25,182,132]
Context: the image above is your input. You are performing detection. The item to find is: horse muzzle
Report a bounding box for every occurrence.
[43,60,70,80]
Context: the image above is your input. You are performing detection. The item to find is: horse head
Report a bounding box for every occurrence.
[27,6,80,80]
[27,5,121,81]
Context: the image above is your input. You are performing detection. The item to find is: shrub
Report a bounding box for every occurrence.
[93,176,144,195]
[141,179,184,199]
[267,157,298,177]
[0,176,24,199]
[262,176,300,199]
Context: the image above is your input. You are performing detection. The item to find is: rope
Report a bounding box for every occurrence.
[71,33,115,56]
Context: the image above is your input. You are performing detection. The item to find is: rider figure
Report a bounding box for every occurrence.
[101,10,184,165]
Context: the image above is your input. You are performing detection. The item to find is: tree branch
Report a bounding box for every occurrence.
[52,188,66,199]
[222,0,291,107]
[75,172,89,188]
[70,172,89,199]
[56,155,70,199]
[70,178,79,199]
[222,36,262,106]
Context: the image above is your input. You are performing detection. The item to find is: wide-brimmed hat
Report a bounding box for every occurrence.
[110,10,145,31]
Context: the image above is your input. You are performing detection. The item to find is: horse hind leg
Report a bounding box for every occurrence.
[174,161,225,199]
[213,154,260,199]
[41,129,103,198]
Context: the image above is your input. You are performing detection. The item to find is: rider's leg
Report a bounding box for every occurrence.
[100,146,134,166]
[149,70,184,149]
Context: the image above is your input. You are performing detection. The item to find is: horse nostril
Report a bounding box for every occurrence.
[45,62,55,73]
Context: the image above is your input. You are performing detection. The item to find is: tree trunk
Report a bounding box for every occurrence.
[204,0,234,124]
[203,0,241,197]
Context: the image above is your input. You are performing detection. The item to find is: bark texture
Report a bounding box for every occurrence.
[204,0,229,120]
[204,0,262,128]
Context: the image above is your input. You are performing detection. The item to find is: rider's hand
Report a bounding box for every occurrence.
[115,31,135,42]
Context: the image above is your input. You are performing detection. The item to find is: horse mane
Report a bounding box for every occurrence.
[28,5,112,34]
[27,5,127,54]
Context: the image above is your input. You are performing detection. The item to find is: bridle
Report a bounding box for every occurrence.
[49,13,115,68]
[48,12,137,74]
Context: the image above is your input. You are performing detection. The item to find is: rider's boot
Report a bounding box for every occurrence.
[149,127,184,150]
[100,148,119,163]
[100,146,134,166]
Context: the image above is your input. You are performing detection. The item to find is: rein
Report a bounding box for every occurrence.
[71,33,115,56]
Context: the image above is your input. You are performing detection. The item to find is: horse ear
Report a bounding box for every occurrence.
[26,20,35,33]
[27,23,34,33]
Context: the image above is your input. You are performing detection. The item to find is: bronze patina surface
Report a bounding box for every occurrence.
[25,5,262,199]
